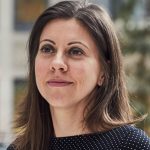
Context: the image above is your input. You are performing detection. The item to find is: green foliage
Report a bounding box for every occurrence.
[113,0,137,21]
[114,0,150,135]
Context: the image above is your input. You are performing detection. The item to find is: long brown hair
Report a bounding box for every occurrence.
[13,1,136,149]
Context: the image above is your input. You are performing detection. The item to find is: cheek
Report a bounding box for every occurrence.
[70,62,85,79]
[72,65,84,75]
[35,57,48,83]
[73,61,101,91]
[71,61,100,78]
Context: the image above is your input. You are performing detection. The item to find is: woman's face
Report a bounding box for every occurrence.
[35,18,103,109]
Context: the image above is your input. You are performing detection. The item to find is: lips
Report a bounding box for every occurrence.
[47,79,73,87]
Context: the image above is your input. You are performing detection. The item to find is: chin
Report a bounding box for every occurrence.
[47,97,71,108]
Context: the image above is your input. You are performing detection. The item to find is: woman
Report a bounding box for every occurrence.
[7,1,150,150]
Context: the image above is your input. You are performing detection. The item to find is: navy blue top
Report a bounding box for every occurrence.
[7,125,150,150]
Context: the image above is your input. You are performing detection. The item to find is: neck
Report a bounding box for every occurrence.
[50,105,89,137]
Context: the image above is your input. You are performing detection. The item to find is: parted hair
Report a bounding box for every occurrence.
[12,1,136,150]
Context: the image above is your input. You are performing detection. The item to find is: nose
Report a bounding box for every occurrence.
[50,54,68,72]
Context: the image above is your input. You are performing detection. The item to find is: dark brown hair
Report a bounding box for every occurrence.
[12,1,136,149]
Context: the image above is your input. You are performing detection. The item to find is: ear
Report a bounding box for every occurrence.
[98,74,104,86]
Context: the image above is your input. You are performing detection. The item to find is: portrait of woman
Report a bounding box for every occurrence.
[7,1,150,150]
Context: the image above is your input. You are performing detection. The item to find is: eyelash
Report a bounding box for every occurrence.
[40,44,55,53]
[39,45,85,57]
[68,47,84,56]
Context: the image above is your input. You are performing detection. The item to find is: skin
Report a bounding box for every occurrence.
[35,18,103,137]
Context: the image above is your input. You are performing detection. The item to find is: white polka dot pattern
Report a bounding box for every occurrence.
[7,125,150,150]
[49,125,150,150]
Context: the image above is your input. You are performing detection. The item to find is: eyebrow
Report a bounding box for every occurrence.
[40,39,89,49]
[40,39,56,45]
[68,41,89,49]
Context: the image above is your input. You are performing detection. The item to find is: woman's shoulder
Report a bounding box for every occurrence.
[6,144,15,150]
[114,125,150,149]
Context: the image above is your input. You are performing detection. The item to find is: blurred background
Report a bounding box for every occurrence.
[0,0,150,149]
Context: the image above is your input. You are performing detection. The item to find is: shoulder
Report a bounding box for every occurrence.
[6,145,16,150]
[117,125,150,149]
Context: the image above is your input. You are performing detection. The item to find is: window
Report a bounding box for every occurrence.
[14,0,47,31]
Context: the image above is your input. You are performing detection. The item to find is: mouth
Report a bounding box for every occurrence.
[47,80,73,87]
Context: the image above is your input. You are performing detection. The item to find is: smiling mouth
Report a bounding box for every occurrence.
[47,81,73,87]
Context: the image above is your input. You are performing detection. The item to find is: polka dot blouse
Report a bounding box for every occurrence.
[7,125,150,150]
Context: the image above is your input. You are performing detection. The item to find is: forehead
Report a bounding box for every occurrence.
[39,18,101,60]
[40,18,93,41]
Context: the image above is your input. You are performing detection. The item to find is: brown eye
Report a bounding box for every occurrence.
[68,47,84,56]
[40,44,55,53]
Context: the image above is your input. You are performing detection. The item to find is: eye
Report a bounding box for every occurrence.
[39,44,55,53]
[68,47,84,56]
